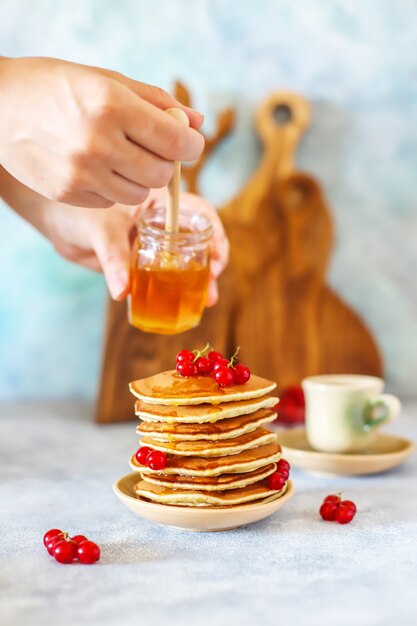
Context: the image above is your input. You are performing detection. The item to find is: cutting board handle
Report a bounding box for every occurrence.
[255,92,311,177]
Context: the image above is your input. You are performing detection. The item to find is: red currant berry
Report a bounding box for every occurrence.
[43,528,63,548]
[277,468,289,480]
[176,350,194,363]
[46,536,62,555]
[208,351,223,362]
[319,502,339,521]
[53,539,77,564]
[267,472,286,491]
[195,356,213,376]
[234,364,251,385]
[278,385,306,425]
[212,358,230,372]
[276,459,290,474]
[135,446,152,466]
[176,361,196,377]
[340,500,357,514]
[323,494,341,505]
[71,534,88,545]
[146,450,167,471]
[214,366,235,387]
[77,540,101,564]
[335,505,355,525]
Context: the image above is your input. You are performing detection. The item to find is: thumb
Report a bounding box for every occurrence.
[92,228,131,301]
[106,71,204,130]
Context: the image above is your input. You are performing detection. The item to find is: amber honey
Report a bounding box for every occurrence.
[129,262,210,334]
[128,205,213,334]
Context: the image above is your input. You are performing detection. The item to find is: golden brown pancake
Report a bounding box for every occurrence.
[135,395,279,424]
[137,408,277,441]
[134,478,287,507]
[129,370,277,406]
[142,463,277,491]
[130,441,281,477]
[140,427,277,457]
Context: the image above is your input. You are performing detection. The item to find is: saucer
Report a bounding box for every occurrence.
[113,472,294,532]
[278,428,415,475]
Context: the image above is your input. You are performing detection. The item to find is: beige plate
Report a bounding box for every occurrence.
[113,473,294,532]
[278,428,415,475]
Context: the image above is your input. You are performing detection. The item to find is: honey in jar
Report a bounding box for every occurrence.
[128,206,213,334]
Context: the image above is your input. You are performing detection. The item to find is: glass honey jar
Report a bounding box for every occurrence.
[128,205,213,334]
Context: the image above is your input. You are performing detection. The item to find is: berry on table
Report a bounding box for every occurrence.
[267,472,286,491]
[176,350,194,364]
[43,529,101,565]
[176,361,196,377]
[46,536,62,555]
[208,351,223,363]
[195,356,213,376]
[320,493,357,524]
[214,366,235,387]
[341,500,357,514]
[43,528,63,548]
[319,502,339,521]
[234,364,251,385]
[335,505,356,525]
[323,494,341,505]
[277,385,306,425]
[53,539,77,564]
[146,450,167,471]
[77,540,101,564]
[71,534,88,545]
[135,446,152,466]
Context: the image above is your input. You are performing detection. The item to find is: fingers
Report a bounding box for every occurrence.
[174,191,229,274]
[74,255,102,272]
[106,71,204,129]
[92,169,150,206]
[91,222,131,300]
[122,93,205,162]
[206,279,219,308]
[132,82,204,129]
[111,139,175,190]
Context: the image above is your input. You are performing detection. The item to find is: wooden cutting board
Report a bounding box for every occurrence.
[95,88,382,423]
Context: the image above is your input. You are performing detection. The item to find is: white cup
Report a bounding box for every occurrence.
[302,374,401,453]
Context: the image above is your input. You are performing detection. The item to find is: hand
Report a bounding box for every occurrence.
[40,189,229,305]
[0,56,204,208]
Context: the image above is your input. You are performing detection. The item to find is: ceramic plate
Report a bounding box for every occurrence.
[113,472,294,532]
[278,428,415,475]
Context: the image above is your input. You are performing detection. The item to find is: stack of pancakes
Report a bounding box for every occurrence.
[129,370,285,507]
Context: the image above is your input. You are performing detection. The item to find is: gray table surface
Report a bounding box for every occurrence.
[1,400,416,626]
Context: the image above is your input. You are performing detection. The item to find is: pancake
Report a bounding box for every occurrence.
[137,408,277,441]
[140,427,277,457]
[142,463,277,491]
[135,395,279,424]
[130,441,281,477]
[134,478,287,507]
[129,370,277,406]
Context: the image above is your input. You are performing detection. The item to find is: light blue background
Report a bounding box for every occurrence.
[0,0,416,399]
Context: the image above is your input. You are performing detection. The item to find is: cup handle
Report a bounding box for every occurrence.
[362,394,402,431]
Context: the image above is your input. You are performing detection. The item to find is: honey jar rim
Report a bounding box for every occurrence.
[137,205,214,245]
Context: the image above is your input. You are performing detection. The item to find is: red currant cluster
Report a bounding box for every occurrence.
[43,529,100,564]
[135,446,167,470]
[176,345,251,388]
[266,458,290,491]
[319,494,357,524]
[276,385,305,425]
